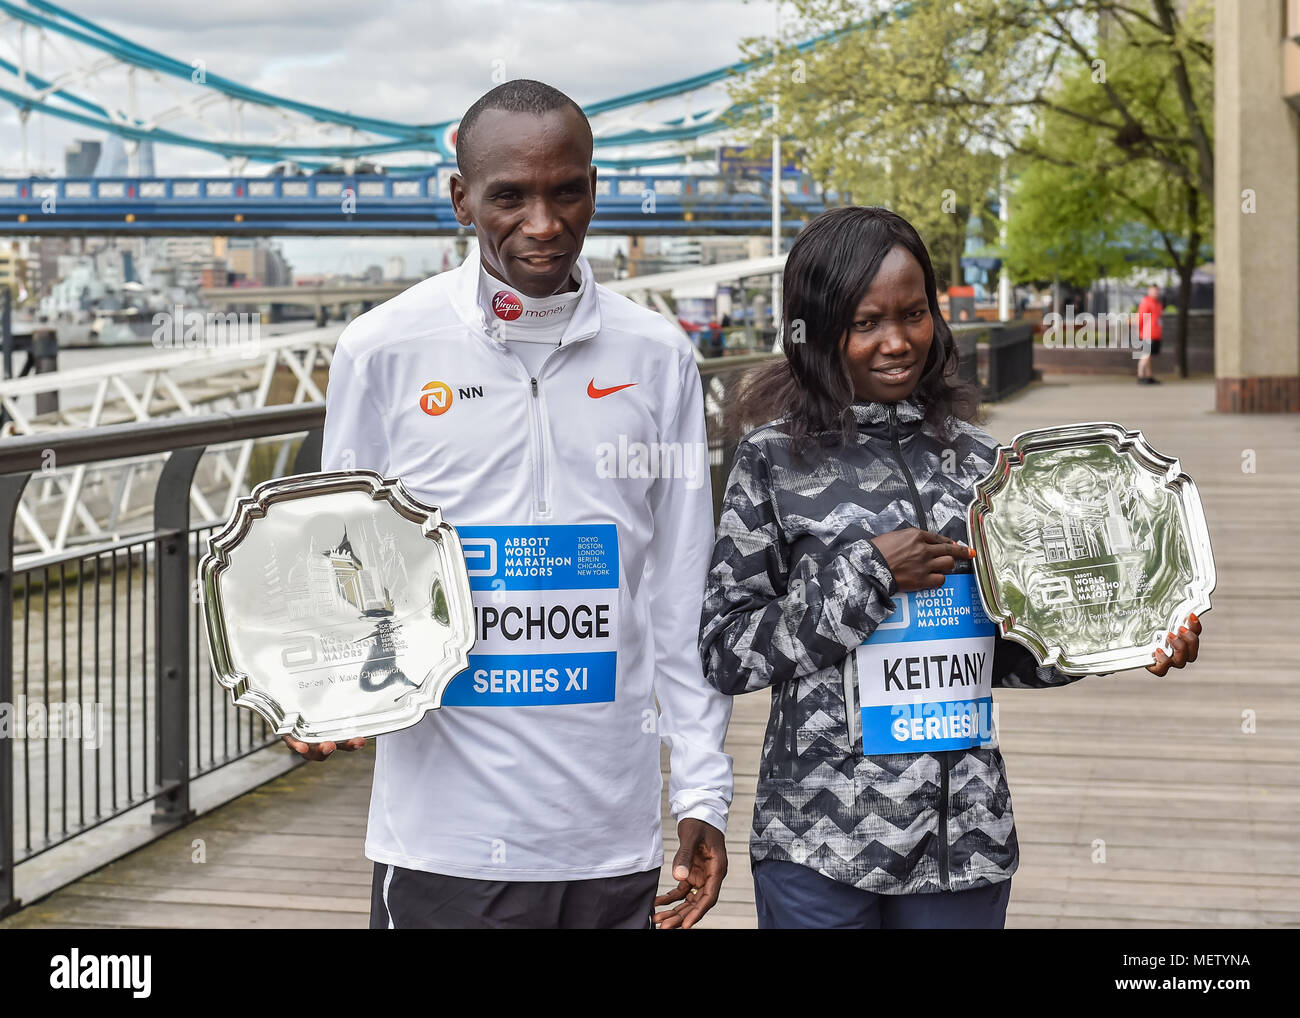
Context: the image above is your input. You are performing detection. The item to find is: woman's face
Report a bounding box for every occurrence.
[841,244,934,403]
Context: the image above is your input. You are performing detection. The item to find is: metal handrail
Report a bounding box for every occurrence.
[0,404,326,918]
[0,354,779,476]
[698,352,778,376]
[0,403,322,475]
[0,357,767,918]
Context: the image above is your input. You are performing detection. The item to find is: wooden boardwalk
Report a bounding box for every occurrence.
[5,374,1298,929]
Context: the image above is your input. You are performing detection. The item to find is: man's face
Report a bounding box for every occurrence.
[449,107,597,298]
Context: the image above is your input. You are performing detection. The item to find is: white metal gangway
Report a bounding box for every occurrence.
[608,254,787,424]
[0,327,342,557]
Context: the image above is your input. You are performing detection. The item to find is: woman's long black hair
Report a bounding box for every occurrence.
[730,205,979,446]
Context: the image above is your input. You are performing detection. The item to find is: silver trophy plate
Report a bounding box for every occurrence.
[966,422,1216,674]
[199,470,476,742]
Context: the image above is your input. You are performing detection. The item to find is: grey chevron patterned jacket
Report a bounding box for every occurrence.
[699,395,1087,894]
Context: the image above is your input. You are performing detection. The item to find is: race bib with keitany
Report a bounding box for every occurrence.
[439,524,619,706]
[854,573,997,755]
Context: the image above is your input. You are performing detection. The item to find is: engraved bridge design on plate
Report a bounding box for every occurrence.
[200,470,475,742]
[967,423,1215,675]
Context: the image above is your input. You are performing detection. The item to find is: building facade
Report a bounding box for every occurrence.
[1214,1,1300,411]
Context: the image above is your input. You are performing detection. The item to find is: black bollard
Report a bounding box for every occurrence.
[32,326,59,416]
[1,287,11,381]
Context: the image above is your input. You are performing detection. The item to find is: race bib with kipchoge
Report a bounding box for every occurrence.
[441,524,619,706]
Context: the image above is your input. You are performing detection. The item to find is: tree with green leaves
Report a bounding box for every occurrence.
[727,0,1213,376]
[1001,154,1131,292]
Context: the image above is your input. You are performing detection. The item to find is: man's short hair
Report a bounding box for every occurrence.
[456,79,592,176]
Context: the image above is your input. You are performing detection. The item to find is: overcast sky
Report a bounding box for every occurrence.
[0,0,779,274]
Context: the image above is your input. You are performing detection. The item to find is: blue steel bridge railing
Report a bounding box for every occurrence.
[0,173,825,234]
[0,172,820,205]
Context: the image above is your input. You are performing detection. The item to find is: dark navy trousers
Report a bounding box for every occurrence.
[754,859,1012,929]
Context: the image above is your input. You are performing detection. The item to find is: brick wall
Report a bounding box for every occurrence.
[1215,376,1300,412]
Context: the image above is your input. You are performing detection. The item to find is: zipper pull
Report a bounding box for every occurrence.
[887,403,898,435]
[530,377,538,397]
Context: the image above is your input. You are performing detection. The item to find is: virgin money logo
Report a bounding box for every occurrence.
[492,291,523,321]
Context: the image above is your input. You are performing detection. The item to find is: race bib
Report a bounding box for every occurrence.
[855,573,997,754]
[440,524,619,706]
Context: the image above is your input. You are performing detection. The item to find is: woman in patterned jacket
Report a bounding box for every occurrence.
[698,205,1202,929]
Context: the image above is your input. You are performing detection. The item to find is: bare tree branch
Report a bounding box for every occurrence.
[1151,0,1215,196]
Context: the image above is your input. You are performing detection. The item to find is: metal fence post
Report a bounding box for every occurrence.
[152,447,205,826]
[32,327,60,417]
[292,427,323,474]
[985,325,1003,402]
[0,472,30,917]
[1,286,12,383]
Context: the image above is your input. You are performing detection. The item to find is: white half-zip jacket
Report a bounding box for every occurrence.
[320,253,734,881]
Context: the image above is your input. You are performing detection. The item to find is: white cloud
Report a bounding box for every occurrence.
[5,0,772,167]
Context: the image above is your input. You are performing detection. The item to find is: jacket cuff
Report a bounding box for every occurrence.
[672,800,729,835]
[864,538,900,598]
[834,538,898,634]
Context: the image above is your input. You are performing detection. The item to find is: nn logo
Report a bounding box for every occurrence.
[419,380,453,416]
[419,380,485,416]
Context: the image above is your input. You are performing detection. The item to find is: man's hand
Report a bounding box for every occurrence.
[652,818,727,930]
[282,735,366,761]
[1147,612,1202,676]
[869,528,974,592]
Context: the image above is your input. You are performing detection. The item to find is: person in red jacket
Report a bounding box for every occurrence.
[1136,285,1164,385]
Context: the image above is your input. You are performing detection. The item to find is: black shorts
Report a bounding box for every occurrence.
[369,862,660,929]
[1146,338,1161,355]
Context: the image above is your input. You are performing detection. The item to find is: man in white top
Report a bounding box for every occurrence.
[286,79,734,930]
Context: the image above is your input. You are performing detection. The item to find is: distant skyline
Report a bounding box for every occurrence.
[276,235,631,278]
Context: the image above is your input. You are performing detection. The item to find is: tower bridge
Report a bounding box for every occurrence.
[0,171,823,235]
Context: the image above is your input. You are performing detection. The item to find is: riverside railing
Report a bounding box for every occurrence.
[950,321,1037,402]
[0,403,323,917]
[0,358,767,917]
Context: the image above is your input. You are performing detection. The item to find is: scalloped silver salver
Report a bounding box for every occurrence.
[967,422,1215,675]
[200,470,475,742]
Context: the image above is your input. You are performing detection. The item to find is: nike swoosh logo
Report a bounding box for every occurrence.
[587,379,637,398]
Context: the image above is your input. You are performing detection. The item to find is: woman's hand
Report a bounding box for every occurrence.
[1147,612,1202,676]
[869,528,974,593]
